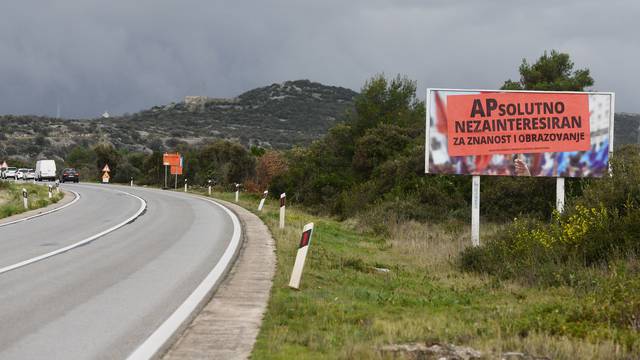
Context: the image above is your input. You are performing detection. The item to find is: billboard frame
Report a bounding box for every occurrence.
[425,88,615,246]
[425,88,615,175]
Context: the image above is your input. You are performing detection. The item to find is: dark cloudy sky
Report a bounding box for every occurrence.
[1,0,638,118]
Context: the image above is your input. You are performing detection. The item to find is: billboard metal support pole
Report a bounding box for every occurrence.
[164,165,168,189]
[471,175,480,247]
[556,177,565,213]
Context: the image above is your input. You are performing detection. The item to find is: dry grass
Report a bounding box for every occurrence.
[196,190,638,359]
[0,190,9,207]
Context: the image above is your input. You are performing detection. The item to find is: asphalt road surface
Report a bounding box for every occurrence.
[0,183,238,359]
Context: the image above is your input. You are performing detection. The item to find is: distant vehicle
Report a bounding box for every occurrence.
[16,168,30,180]
[4,167,18,179]
[36,160,57,181]
[24,169,36,180]
[60,168,80,183]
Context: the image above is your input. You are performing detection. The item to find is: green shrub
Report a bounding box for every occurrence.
[460,146,640,287]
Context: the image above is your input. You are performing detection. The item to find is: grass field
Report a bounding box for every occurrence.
[194,188,637,359]
[0,181,64,219]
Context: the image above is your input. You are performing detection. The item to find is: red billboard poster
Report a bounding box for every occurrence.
[426,89,614,178]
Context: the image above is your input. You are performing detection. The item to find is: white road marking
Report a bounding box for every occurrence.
[0,190,81,228]
[0,189,147,275]
[126,195,242,360]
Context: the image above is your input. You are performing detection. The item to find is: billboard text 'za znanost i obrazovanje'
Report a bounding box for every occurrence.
[425,89,614,178]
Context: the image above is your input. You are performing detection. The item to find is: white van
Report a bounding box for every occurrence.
[36,160,57,181]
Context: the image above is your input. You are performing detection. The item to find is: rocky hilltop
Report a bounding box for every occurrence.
[0,80,358,161]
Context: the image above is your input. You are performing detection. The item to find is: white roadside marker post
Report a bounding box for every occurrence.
[279,193,286,229]
[130,177,134,187]
[257,190,268,211]
[289,222,314,290]
[556,177,565,213]
[48,185,52,199]
[235,183,240,203]
[184,179,188,193]
[471,175,480,247]
[22,188,28,209]
[208,179,212,196]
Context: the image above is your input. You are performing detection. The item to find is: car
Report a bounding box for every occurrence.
[16,168,30,180]
[24,169,36,180]
[4,167,18,180]
[35,160,57,181]
[60,168,80,183]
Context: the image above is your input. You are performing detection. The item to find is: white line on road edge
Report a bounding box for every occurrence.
[0,190,81,228]
[126,196,242,360]
[0,190,147,275]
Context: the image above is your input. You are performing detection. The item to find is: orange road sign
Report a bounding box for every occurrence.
[170,165,183,175]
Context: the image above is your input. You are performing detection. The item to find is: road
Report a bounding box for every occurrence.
[0,183,239,359]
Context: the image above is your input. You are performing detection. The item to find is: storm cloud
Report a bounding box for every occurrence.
[1,0,638,118]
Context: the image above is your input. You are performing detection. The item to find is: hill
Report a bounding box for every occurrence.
[613,112,640,146]
[1,82,638,163]
[0,80,358,161]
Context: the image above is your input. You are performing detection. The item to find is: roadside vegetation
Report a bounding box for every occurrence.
[196,190,637,359]
[198,51,639,358]
[0,181,63,219]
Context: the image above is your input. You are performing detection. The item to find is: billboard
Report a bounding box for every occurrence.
[163,153,183,175]
[426,89,614,177]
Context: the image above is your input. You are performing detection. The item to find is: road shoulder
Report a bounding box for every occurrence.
[163,198,276,360]
[0,189,74,226]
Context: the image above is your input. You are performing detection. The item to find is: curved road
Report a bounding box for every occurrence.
[0,183,239,359]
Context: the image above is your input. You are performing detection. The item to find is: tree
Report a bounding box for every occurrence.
[195,140,256,185]
[93,143,121,178]
[66,146,96,168]
[255,151,288,190]
[502,50,594,91]
[352,74,424,136]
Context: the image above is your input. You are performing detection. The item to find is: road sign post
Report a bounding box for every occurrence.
[22,188,28,209]
[556,177,565,213]
[258,190,268,211]
[471,176,480,247]
[279,193,286,229]
[164,165,168,189]
[289,223,314,290]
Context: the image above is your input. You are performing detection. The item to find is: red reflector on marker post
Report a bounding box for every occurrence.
[279,193,286,229]
[257,190,268,211]
[289,222,314,290]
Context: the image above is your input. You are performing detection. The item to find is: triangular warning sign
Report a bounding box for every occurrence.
[1,161,7,168]
[102,164,111,172]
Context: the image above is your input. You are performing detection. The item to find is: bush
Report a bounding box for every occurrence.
[460,146,640,286]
